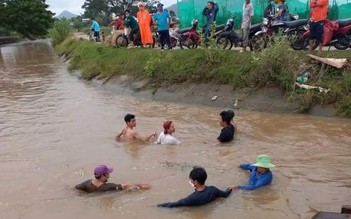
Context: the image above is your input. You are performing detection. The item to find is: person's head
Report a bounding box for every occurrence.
[125,9,131,17]
[138,2,145,10]
[163,120,175,134]
[252,154,275,174]
[124,114,136,127]
[206,1,215,9]
[157,3,164,12]
[219,111,231,127]
[226,109,235,121]
[245,0,251,4]
[91,18,95,22]
[94,165,113,182]
[189,166,207,188]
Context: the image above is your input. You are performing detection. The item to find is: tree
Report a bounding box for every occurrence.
[3,0,54,38]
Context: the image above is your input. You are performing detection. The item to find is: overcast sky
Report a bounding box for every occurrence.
[47,0,178,15]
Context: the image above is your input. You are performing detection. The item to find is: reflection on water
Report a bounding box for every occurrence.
[0,41,351,219]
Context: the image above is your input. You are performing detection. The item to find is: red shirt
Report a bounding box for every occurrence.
[310,0,329,21]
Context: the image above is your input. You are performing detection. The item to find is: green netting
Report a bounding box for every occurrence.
[177,0,351,29]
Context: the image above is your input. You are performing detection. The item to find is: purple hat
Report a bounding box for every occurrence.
[94,165,113,176]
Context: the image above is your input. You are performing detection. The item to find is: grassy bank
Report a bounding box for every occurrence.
[56,38,351,117]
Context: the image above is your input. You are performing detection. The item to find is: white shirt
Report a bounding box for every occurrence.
[155,132,181,145]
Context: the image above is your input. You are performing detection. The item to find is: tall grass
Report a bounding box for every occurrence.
[48,20,72,46]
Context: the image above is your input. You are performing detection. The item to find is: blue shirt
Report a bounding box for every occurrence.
[238,164,273,191]
[157,186,232,208]
[91,21,100,32]
[153,11,170,31]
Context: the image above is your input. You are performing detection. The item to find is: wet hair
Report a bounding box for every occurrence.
[163,121,172,134]
[220,111,231,125]
[124,114,135,123]
[226,110,235,120]
[189,166,207,185]
[207,1,215,6]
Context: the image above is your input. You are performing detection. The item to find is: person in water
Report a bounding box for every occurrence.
[115,114,157,142]
[75,165,151,193]
[157,166,233,207]
[233,155,275,191]
[217,110,235,143]
[226,109,237,131]
[155,120,181,145]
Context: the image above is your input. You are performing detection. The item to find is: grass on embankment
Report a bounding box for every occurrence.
[56,38,351,117]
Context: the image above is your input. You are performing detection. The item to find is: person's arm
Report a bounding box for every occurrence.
[157,193,198,208]
[239,163,253,171]
[238,173,272,191]
[215,187,233,198]
[248,5,253,29]
[115,129,125,141]
[75,182,86,191]
[134,132,157,142]
[121,183,151,190]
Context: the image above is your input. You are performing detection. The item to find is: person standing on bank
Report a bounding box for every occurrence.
[137,2,154,46]
[202,1,219,40]
[309,0,329,52]
[153,3,172,50]
[241,0,254,52]
[90,18,101,40]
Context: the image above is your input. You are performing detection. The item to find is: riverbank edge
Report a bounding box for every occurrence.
[55,38,351,117]
[62,56,336,117]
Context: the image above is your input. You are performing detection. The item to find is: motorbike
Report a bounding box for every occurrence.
[178,19,225,49]
[298,18,351,51]
[215,17,261,50]
[250,14,308,51]
[153,23,179,49]
[115,27,156,48]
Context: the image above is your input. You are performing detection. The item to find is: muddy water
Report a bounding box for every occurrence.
[0,41,350,219]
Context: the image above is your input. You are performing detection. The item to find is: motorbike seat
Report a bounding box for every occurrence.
[337,18,351,27]
[215,24,225,32]
[284,19,308,28]
[250,23,261,32]
[176,27,191,34]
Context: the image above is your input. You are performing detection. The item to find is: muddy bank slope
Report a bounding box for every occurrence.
[57,38,351,117]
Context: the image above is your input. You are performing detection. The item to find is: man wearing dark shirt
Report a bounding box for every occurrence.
[157,167,234,208]
[75,165,150,193]
[217,110,235,143]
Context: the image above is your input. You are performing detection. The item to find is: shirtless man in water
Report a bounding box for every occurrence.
[115,114,156,142]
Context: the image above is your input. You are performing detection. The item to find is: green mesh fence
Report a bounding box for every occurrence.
[177,0,351,29]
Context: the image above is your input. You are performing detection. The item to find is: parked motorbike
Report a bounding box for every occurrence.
[250,14,308,51]
[299,18,351,51]
[178,19,225,49]
[215,17,261,50]
[116,27,156,48]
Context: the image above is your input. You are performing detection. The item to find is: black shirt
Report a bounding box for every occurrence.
[217,124,235,142]
[157,186,232,208]
[75,179,123,193]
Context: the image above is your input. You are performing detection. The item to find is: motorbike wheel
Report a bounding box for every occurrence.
[179,35,198,49]
[250,33,267,52]
[116,34,128,47]
[170,37,177,48]
[289,30,305,51]
[334,36,349,50]
[301,35,318,51]
[216,35,233,50]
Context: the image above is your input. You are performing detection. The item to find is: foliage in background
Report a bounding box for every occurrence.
[1,0,54,38]
[48,20,72,46]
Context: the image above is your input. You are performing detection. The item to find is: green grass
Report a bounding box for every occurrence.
[56,38,351,117]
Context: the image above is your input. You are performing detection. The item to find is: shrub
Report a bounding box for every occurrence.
[48,19,72,46]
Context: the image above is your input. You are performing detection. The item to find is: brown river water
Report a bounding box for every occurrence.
[0,40,350,219]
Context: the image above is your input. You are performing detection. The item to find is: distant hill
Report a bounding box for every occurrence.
[56,10,78,19]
